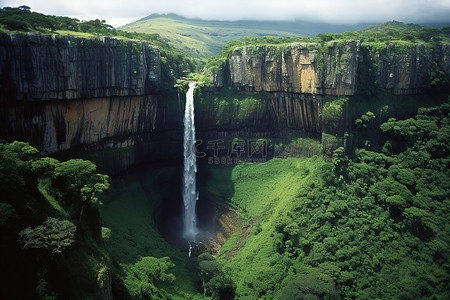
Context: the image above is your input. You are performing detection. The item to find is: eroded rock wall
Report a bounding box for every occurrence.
[213,41,450,96]
[0,33,161,101]
[0,33,180,171]
[216,41,360,96]
[195,90,323,135]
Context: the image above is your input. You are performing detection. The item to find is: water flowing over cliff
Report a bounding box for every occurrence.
[183,82,198,242]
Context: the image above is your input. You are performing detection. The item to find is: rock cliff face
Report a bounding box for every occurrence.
[0,33,161,101]
[215,41,360,96]
[373,43,450,94]
[1,95,176,154]
[195,91,322,134]
[0,33,180,171]
[1,33,449,168]
[207,40,449,142]
[213,41,450,96]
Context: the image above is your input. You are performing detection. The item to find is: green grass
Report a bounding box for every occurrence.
[100,164,200,295]
[37,177,70,218]
[228,158,312,217]
[55,30,98,38]
[208,156,325,297]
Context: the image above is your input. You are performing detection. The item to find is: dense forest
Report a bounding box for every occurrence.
[209,101,450,299]
[1,5,449,300]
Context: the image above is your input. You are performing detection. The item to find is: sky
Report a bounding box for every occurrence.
[1,0,449,28]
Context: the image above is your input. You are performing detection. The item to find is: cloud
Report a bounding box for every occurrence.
[1,0,450,27]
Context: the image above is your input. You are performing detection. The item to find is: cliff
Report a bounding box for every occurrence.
[204,40,449,144]
[0,33,161,101]
[0,33,180,171]
[212,41,450,96]
[1,33,449,167]
[195,91,322,135]
[214,41,360,96]
[372,43,450,94]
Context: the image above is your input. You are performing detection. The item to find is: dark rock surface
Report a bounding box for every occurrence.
[0,33,161,102]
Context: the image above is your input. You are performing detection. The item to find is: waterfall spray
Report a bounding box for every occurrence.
[183,82,198,243]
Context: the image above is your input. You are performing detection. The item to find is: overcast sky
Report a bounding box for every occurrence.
[1,0,449,27]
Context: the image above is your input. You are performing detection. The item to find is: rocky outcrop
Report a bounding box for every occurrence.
[0,33,161,101]
[212,41,450,96]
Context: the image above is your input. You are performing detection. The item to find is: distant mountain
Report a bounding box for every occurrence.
[120,14,373,57]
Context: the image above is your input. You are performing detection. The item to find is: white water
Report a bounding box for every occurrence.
[182,82,198,242]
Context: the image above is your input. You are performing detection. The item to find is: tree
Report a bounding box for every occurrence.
[332,147,348,179]
[279,272,341,300]
[18,217,76,255]
[18,5,31,12]
[54,159,96,193]
[355,111,376,129]
[54,159,109,206]
[198,253,235,299]
[0,202,16,225]
[124,256,175,299]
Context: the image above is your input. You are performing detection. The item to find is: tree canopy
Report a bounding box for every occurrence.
[18,217,76,254]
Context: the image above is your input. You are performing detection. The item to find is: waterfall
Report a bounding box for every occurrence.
[183,82,198,242]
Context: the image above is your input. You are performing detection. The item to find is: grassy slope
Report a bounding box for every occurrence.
[207,157,324,297]
[120,14,371,57]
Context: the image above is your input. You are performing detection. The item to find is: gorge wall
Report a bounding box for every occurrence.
[0,33,181,172]
[1,33,449,170]
[204,40,450,138]
[212,41,450,95]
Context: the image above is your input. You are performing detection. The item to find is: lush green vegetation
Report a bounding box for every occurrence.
[203,100,450,299]
[99,163,204,299]
[0,141,112,299]
[1,7,449,299]
[195,89,267,126]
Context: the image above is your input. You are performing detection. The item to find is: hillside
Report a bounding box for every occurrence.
[120,13,372,57]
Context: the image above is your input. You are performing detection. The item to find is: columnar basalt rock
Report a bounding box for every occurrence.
[374,43,431,95]
[1,95,168,154]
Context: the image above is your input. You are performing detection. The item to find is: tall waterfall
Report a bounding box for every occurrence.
[182,82,198,241]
